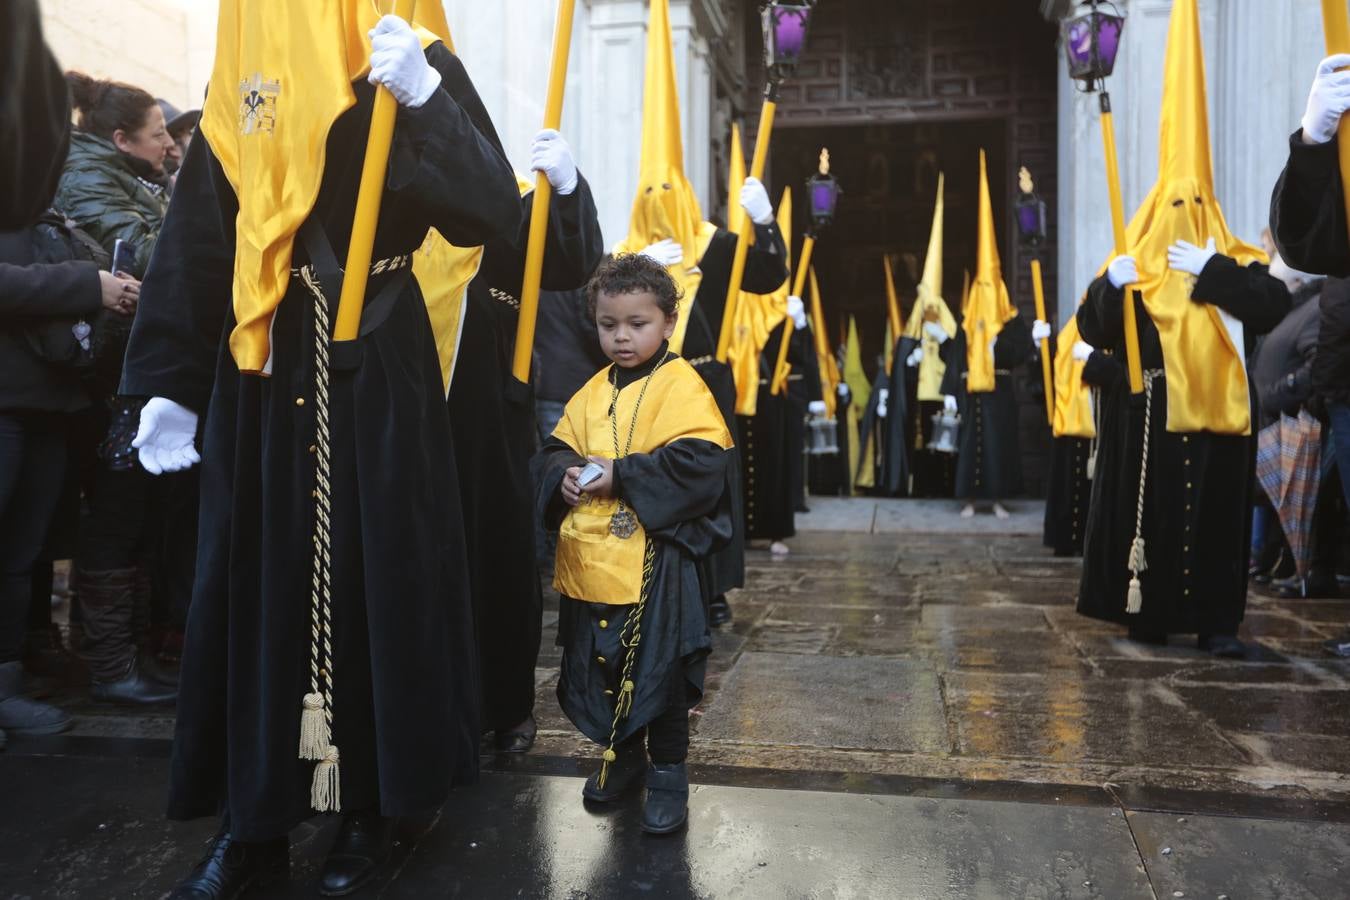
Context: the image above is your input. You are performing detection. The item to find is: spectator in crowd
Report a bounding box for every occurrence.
[1,119,142,744]
[1317,277,1350,656]
[56,72,176,706]
[0,0,70,230]
[155,100,200,187]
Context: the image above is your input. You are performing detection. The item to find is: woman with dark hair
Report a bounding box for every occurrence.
[54,72,178,707]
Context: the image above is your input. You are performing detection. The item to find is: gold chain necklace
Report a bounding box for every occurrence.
[605,351,670,539]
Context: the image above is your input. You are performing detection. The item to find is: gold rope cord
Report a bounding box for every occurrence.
[1126,369,1164,615]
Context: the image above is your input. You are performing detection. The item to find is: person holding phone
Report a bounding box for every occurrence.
[533,254,735,834]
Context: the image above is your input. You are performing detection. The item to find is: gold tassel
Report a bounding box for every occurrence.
[616,680,634,720]
[299,693,328,761]
[597,748,617,790]
[311,745,341,812]
[1126,537,1147,615]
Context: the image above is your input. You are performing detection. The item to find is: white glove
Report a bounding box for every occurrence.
[368,15,442,108]
[1072,341,1094,362]
[740,177,774,226]
[638,238,684,268]
[1032,319,1052,343]
[1168,237,1218,277]
[1301,54,1350,145]
[133,397,200,476]
[943,395,958,414]
[906,347,923,368]
[786,295,808,330]
[923,322,947,344]
[877,388,890,419]
[808,400,827,416]
[530,128,578,196]
[837,383,850,399]
[1107,255,1140,290]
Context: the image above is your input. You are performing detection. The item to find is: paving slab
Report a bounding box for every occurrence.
[1128,810,1350,900]
[698,652,949,754]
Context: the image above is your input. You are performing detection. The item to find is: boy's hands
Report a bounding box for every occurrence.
[582,455,616,499]
[561,467,584,507]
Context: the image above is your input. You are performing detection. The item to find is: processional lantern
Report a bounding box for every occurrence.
[805,148,840,233]
[1014,167,1047,249]
[761,1,816,90]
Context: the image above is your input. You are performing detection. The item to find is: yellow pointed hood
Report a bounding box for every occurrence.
[882,255,903,374]
[963,150,1016,393]
[614,0,716,353]
[201,0,443,374]
[808,267,837,417]
[1124,0,1265,435]
[905,174,957,401]
[843,315,872,492]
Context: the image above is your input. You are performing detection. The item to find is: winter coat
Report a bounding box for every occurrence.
[1252,279,1324,425]
[55,130,167,277]
[1313,277,1350,409]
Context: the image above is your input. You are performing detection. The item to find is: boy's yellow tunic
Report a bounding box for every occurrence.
[534,352,734,746]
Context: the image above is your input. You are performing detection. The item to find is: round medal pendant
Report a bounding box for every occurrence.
[609,508,638,539]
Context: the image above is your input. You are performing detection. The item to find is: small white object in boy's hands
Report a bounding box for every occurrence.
[580,455,615,499]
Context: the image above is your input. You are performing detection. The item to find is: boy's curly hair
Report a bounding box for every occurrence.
[586,253,683,322]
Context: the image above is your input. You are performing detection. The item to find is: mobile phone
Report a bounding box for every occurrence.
[577,462,605,487]
[111,239,135,277]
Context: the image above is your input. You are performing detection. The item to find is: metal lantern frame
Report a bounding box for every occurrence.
[761,1,817,91]
[806,167,841,234]
[1061,0,1125,93]
[1014,188,1048,250]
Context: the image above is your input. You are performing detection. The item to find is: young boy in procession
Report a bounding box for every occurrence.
[533,254,735,834]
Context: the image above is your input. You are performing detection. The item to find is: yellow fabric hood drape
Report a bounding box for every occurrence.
[963,150,1016,394]
[843,316,872,491]
[612,0,716,353]
[1124,0,1265,435]
[903,173,957,402]
[201,0,444,374]
[1052,315,1096,439]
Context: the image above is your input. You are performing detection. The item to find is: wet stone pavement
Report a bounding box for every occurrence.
[4,498,1350,898]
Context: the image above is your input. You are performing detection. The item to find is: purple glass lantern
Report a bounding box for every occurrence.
[1015,166,1047,248]
[806,147,840,233]
[762,1,815,85]
[1061,1,1125,92]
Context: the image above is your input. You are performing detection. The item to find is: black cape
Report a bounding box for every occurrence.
[939,316,1033,500]
[448,176,603,734]
[737,319,810,540]
[121,44,522,839]
[856,336,914,497]
[1271,131,1350,278]
[1043,350,1123,557]
[682,222,788,590]
[531,364,733,745]
[1076,258,1290,635]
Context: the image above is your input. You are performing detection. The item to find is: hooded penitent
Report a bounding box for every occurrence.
[613,0,717,352]
[1123,0,1265,435]
[963,150,1017,394]
[903,173,958,402]
[201,0,445,375]
[1052,315,1096,440]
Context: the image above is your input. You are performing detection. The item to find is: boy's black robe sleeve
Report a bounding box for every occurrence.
[532,436,585,531]
[613,439,733,558]
[1271,132,1350,277]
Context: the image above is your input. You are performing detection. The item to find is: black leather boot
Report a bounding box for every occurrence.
[168,831,288,899]
[319,812,395,897]
[708,595,733,628]
[493,713,537,754]
[90,656,177,705]
[1198,634,1247,659]
[641,762,689,835]
[0,661,71,737]
[582,739,646,803]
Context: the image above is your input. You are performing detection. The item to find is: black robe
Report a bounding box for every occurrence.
[737,318,811,540]
[784,325,823,511]
[1076,257,1290,635]
[857,336,913,497]
[682,223,787,589]
[532,360,733,746]
[1043,351,1123,557]
[939,316,1033,500]
[120,45,522,840]
[449,176,603,735]
[1271,131,1350,278]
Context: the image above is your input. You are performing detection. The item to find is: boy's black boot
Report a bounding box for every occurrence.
[167,831,289,899]
[582,740,646,803]
[641,762,689,835]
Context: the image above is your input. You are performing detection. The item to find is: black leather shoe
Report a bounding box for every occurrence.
[641,763,689,835]
[494,715,537,754]
[319,812,394,897]
[140,651,181,688]
[168,832,288,899]
[90,658,177,705]
[582,741,646,803]
[1198,634,1247,659]
[1275,575,1341,600]
[708,596,733,628]
[1324,633,1350,658]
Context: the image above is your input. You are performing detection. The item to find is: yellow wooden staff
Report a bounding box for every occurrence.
[769,229,814,395]
[1098,92,1144,393]
[1020,168,1054,426]
[512,0,579,383]
[334,0,418,341]
[882,254,902,375]
[715,96,777,363]
[1323,0,1350,244]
